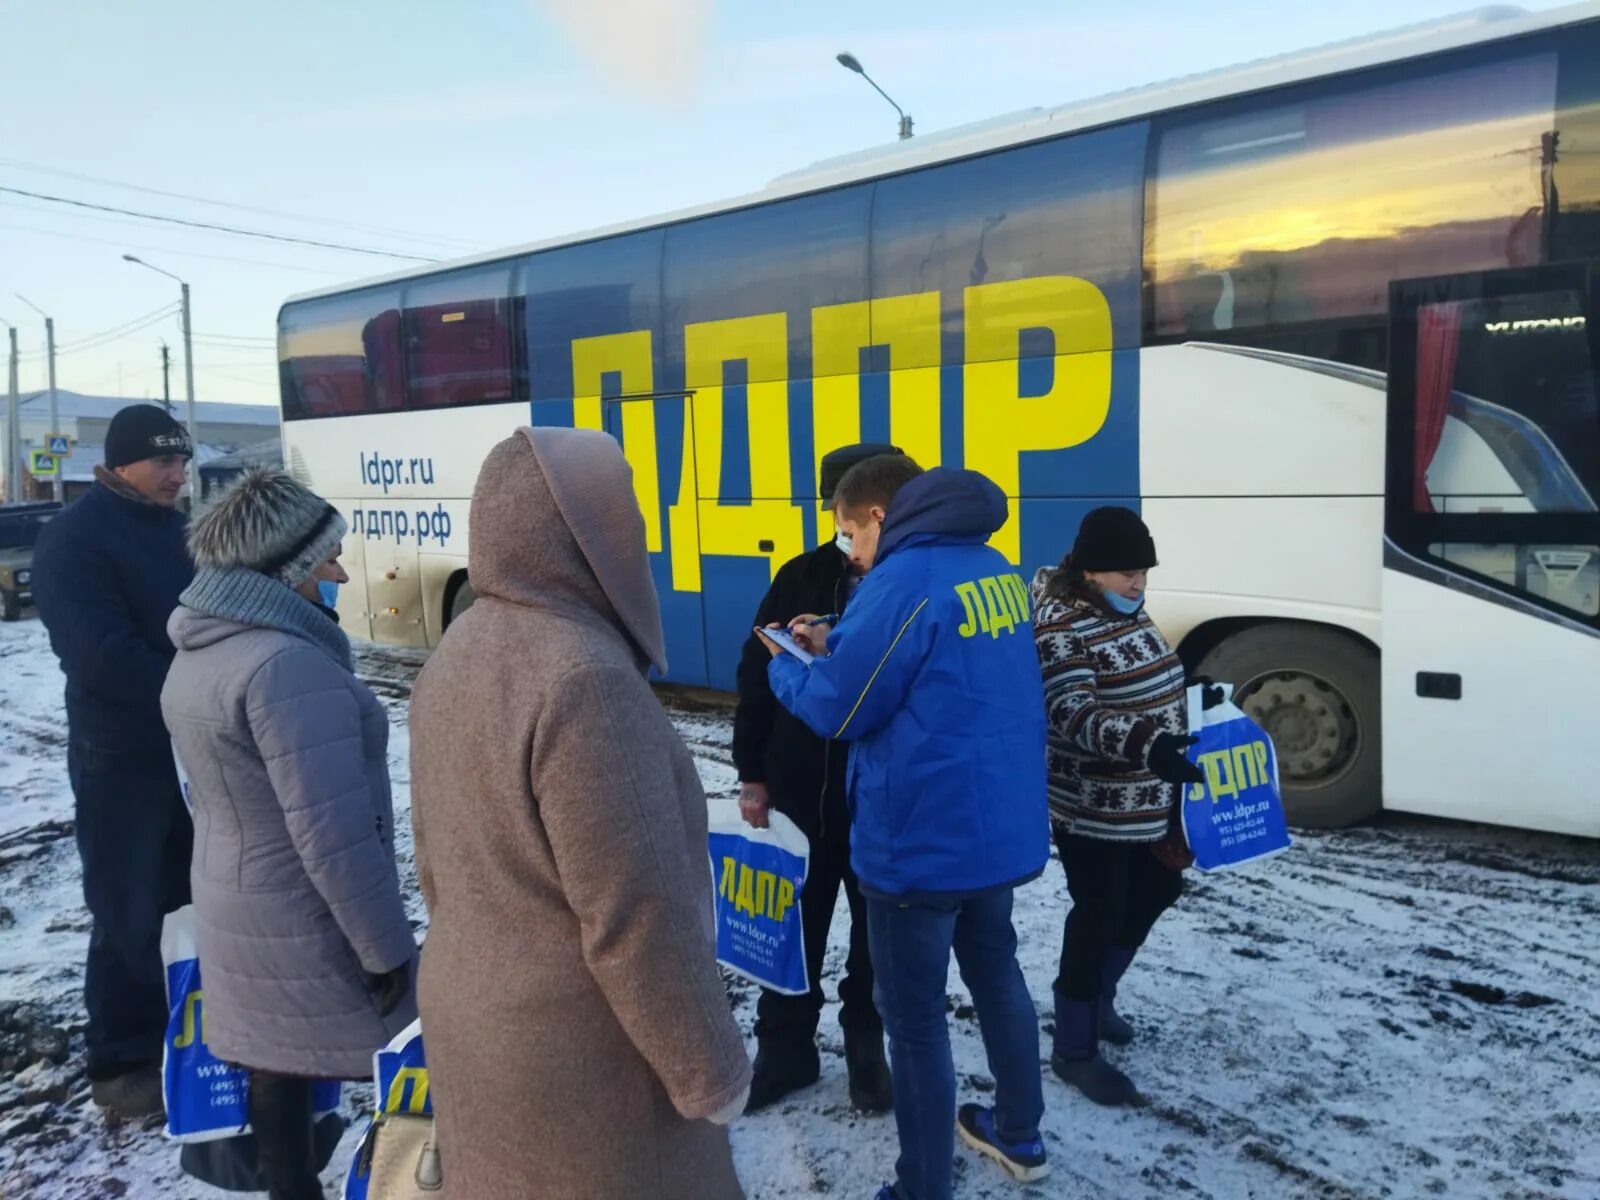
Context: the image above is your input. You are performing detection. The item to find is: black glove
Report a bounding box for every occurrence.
[364,963,411,1018]
[1148,732,1204,785]
[1190,675,1228,711]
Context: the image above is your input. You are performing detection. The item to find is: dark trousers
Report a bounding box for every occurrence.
[867,887,1044,1200]
[1055,827,1184,1002]
[247,1071,322,1200]
[68,740,192,1081]
[754,837,880,1046]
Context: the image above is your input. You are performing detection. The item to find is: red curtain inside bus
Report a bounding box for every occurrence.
[1414,301,1464,512]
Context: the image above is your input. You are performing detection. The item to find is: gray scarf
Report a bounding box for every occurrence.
[180,566,353,672]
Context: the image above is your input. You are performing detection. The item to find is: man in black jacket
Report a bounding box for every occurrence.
[732,442,901,1113]
[31,405,195,1121]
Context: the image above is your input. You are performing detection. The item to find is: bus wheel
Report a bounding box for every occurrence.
[1196,624,1380,830]
[446,577,477,628]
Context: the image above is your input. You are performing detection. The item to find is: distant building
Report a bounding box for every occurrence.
[198,439,285,501]
[2,390,280,503]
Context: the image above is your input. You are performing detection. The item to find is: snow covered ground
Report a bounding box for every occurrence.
[1,614,1597,1200]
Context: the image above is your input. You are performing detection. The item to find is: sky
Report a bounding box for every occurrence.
[0,0,1575,410]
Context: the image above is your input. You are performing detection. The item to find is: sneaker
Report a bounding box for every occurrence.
[844,1032,893,1114]
[956,1103,1050,1183]
[1050,1052,1145,1108]
[91,1066,164,1121]
[746,1040,821,1113]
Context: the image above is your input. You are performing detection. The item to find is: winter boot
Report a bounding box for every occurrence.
[956,1103,1051,1183]
[1050,996,1144,1108]
[91,1065,164,1122]
[1099,945,1138,1046]
[844,1030,893,1114]
[746,1039,821,1113]
[246,1071,323,1200]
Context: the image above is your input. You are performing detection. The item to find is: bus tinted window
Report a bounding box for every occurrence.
[402,264,521,410]
[523,229,664,405]
[871,125,1147,366]
[1149,52,1558,342]
[279,289,402,420]
[662,186,871,384]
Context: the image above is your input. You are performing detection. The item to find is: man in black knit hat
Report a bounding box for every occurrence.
[731,443,901,1114]
[31,404,195,1120]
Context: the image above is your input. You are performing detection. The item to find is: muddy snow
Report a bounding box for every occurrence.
[1,617,1596,1200]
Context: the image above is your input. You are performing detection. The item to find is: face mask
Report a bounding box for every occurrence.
[317,579,340,609]
[1103,589,1144,616]
[834,531,854,557]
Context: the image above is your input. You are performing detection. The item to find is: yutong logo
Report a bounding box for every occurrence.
[1483,316,1587,334]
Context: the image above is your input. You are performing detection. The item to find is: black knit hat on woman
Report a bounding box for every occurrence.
[1070,506,1158,572]
[188,470,347,589]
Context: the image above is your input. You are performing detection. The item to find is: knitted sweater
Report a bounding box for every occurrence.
[1030,566,1187,842]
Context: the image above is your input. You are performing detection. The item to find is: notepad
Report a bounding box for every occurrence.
[756,625,815,666]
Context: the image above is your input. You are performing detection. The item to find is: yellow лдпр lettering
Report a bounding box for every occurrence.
[385,1067,431,1115]
[571,331,662,553]
[955,573,1033,639]
[719,855,797,923]
[962,276,1114,563]
[173,989,204,1049]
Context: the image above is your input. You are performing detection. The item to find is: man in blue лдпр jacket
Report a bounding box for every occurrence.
[30,405,196,1122]
[759,454,1052,1200]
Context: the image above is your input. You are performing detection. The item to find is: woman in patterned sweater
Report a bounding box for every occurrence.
[1030,507,1205,1108]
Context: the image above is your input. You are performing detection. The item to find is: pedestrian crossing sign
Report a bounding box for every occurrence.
[29,450,59,477]
[47,434,71,456]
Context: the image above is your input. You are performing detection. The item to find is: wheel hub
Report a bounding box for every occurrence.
[1236,670,1361,785]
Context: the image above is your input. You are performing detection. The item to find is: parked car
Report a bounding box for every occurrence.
[0,502,62,620]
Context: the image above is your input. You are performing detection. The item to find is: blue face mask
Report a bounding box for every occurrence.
[1103,589,1144,615]
[317,579,340,609]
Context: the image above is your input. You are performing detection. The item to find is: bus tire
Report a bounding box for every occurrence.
[1195,624,1380,830]
[445,577,476,628]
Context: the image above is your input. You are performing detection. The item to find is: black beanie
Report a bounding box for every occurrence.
[1070,506,1157,572]
[105,404,193,470]
[820,442,902,504]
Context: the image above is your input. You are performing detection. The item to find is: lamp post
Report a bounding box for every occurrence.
[836,51,913,140]
[122,255,198,499]
[15,295,60,503]
[0,317,17,503]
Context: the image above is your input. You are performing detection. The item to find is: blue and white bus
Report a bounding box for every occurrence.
[277,3,1600,834]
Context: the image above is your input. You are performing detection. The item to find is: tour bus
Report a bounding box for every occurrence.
[277,3,1600,835]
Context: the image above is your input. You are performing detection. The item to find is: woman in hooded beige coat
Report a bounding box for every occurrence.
[409,427,751,1200]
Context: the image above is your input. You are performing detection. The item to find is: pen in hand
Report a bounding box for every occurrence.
[797,613,841,628]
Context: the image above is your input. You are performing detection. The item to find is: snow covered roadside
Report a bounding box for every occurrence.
[0,616,1596,1200]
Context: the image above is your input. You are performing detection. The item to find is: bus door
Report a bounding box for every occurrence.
[1385,262,1600,836]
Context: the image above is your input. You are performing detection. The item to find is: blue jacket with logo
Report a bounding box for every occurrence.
[768,468,1049,898]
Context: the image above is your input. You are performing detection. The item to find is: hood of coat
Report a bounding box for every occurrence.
[168,606,244,653]
[467,427,668,675]
[875,467,1008,565]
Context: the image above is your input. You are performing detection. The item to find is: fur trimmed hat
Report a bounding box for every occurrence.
[190,470,348,588]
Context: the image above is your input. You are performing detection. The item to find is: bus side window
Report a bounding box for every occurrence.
[401,264,522,411]
[1147,49,1559,361]
[279,288,403,420]
[1413,288,1600,620]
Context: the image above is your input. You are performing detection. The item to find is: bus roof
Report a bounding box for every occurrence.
[286,1,1600,306]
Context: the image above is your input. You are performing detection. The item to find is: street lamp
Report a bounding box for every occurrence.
[0,316,16,503]
[122,255,199,500]
[836,51,913,140]
[15,295,60,503]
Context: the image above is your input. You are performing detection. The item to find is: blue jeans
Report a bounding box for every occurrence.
[866,887,1045,1200]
